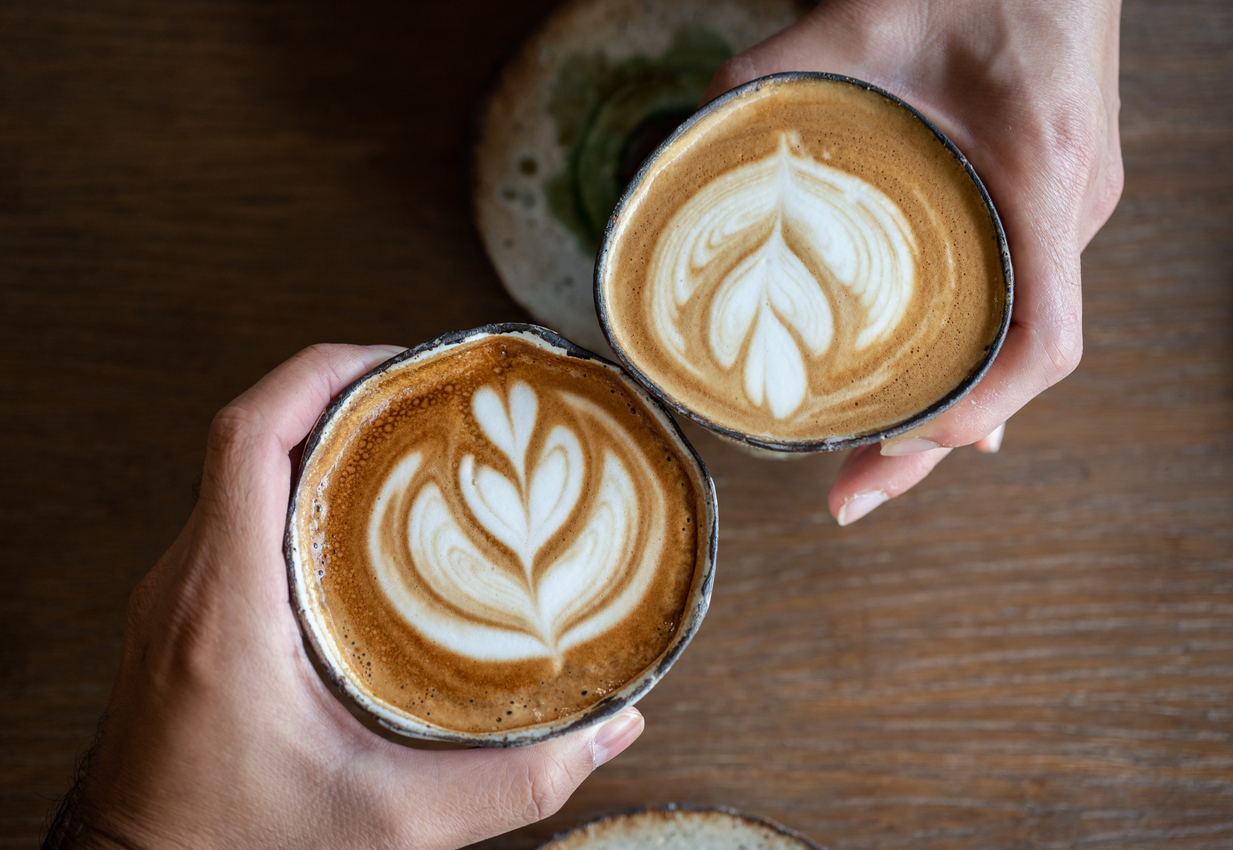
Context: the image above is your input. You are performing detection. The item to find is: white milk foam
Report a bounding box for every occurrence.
[367,381,666,662]
[648,133,917,419]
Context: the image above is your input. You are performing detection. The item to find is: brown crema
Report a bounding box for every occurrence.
[291,334,708,735]
[598,75,1008,446]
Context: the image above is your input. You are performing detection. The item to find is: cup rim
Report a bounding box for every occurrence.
[594,71,1014,453]
[538,803,824,850]
[284,323,718,746]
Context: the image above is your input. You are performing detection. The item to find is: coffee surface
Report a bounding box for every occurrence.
[293,334,708,734]
[599,75,1008,444]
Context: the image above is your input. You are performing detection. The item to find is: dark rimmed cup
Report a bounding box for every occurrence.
[285,324,717,746]
[595,72,1013,453]
[537,804,823,850]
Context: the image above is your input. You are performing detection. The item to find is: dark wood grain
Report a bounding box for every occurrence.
[2,1,1231,848]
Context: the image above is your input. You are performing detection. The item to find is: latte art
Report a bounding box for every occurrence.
[598,74,1010,447]
[287,329,715,740]
[369,382,666,663]
[649,133,918,419]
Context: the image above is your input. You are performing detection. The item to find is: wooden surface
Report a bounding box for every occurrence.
[2,1,1231,847]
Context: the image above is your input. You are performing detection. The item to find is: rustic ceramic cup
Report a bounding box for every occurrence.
[595,72,1013,454]
[285,324,717,745]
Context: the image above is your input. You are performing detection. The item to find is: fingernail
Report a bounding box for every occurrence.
[366,344,408,356]
[836,490,888,526]
[978,423,1005,453]
[880,437,939,457]
[591,708,644,768]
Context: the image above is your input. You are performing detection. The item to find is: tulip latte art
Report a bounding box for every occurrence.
[599,75,1009,446]
[650,132,918,420]
[289,331,712,737]
[371,380,668,663]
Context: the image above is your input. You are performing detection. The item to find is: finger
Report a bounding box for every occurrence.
[377,709,645,850]
[829,444,954,526]
[215,343,406,459]
[881,202,1084,457]
[702,7,843,101]
[880,286,1080,459]
[196,344,405,574]
[973,421,1006,454]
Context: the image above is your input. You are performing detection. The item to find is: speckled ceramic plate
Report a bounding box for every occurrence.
[473,0,807,354]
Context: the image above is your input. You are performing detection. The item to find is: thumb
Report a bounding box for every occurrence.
[386,709,645,850]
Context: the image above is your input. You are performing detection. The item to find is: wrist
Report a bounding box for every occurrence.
[45,799,148,850]
[44,733,197,850]
[50,825,142,850]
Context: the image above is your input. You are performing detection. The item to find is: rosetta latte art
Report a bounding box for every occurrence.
[368,382,666,663]
[647,133,919,419]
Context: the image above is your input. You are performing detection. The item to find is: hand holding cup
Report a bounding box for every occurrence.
[48,345,646,850]
[702,0,1124,524]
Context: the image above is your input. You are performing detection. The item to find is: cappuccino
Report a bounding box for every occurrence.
[286,326,716,744]
[596,73,1011,450]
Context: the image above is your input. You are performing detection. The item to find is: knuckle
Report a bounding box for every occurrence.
[1064,116,1101,167]
[519,755,582,825]
[1041,320,1084,382]
[1105,152,1125,202]
[121,572,160,664]
[120,567,227,696]
[1043,88,1121,221]
[207,403,258,456]
[124,572,155,632]
[165,598,228,693]
[298,342,343,366]
[1093,152,1125,224]
[1047,107,1103,187]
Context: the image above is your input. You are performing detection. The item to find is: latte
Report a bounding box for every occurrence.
[596,73,1012,450]
[285,326,716,744]
[539,807,822,850]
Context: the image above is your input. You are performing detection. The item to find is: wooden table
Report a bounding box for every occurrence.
[3,2,1231,847]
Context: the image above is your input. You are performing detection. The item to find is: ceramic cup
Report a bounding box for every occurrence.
[285,324,717,745]
[595,72,1013,453]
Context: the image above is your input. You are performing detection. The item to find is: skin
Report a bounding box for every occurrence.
[703,0,1124,525]
[49,344,644,850]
